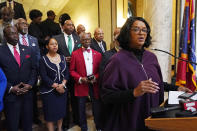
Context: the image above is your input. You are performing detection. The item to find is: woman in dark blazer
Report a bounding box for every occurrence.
[39,38,69,131]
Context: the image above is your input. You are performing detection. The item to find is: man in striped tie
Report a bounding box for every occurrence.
[16,18,42,125]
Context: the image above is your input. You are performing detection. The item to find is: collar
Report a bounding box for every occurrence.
[6,0,14,9]
[129,48,144,55]
[7,42,19,49]
[3,19,14,26]
[94,38,102,44]
[6,0,14,5]
[64,32,72,38]
[19,33,28,38]
[115,46,120,52]
[82,47,91,52]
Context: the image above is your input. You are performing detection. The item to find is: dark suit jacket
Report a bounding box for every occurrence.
[27,34,40,68]
[0,1,26,19]
[99,48,117,76]
[90,38,107,54]
[19,34,40,69]
[0,44,36,101]
[53,33,81,58]
[40,19,62,38]
[28,22,45,47]
[39,55,69,94]
[28,22,47,55]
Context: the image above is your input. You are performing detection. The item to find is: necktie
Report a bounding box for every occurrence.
[82,48,90,53]
[68,35,72,54]
[13,46,20,67]
[99,43,105,53]
[22,36,28,46]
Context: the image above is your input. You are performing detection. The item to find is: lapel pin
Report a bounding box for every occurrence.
[32,43,36,46]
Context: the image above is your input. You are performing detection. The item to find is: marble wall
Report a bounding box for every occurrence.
[137,0,173,82]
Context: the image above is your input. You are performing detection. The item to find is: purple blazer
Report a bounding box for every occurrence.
[101,49,164,131]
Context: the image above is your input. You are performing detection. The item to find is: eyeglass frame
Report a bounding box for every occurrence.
[130,26,149,34]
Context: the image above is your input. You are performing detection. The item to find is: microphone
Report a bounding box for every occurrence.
[183,101,197,112]
[151,105,182,114]
[151,48,197,65]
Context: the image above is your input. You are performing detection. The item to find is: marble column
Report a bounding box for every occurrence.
[99,0,112,50]
[137,0,173,82]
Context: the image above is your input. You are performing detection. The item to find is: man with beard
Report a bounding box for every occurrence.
[16,18,41,125]
[16,18,40,67]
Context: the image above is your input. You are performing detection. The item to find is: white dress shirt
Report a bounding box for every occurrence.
[83,47,93,76]
[19,34,29,46]
[79,47,93,83]
[64,33,74,51]
[7,43,20,56]
[97,40,105,53]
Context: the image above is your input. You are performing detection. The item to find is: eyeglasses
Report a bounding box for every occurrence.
[19,22,28,26]
[96,33,104,36]
[131,27,148,34]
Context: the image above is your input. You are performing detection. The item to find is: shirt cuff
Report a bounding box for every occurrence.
[79,77,82,84]
[9,86,13,93]
[62,83,67,89]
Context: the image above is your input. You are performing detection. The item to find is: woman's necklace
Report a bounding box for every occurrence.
[47,54,60,64]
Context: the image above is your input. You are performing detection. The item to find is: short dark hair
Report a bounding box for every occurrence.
[47,10,55,17]
[59,13,71,26]
[3,25,16,36]
[117,17,152,50]
[29,9,42,20]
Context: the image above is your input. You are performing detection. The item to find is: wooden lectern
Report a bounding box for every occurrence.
[145,114,197,131]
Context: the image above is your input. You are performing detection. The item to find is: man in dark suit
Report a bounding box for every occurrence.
[99,27,121,76]
[53,19,80,130]
[40,10,61,38]
[90,28,107,54]
[16,18,40,67]
[16,18,41,125]
[58,13,71,33]
[0,25,36,131]
[98,28,121,130]
[0,0,26,19]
